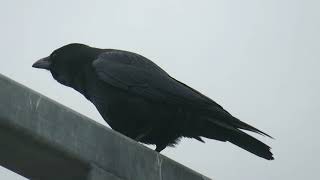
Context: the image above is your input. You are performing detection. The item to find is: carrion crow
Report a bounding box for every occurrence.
[32,43,274,160]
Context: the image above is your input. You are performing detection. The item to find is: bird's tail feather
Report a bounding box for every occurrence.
[227,116,273,138]
[227,129,274,160]
[200,117,274,160]
[207,107,273,138]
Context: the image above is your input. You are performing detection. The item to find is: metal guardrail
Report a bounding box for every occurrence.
[0,74,211,180]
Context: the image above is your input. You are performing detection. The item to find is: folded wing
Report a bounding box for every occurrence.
[92,50,219,108]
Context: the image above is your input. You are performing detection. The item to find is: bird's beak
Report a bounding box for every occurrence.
[32,56,51,70]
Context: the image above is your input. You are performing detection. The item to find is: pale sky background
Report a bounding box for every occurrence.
[1,0,319,179]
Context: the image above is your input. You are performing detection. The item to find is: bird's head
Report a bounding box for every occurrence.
[32,43,99,86]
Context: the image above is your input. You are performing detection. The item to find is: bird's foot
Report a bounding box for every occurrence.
[155,144,167,152]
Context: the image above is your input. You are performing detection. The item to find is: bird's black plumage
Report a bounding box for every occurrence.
[33,43,274,160]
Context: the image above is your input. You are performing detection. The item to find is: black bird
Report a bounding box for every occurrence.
[32,43,274,160]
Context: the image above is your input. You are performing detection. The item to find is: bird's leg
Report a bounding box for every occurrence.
[134,127,152,141]
[155,143,167,152]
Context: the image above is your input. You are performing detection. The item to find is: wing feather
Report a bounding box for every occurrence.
[92,50,218,107]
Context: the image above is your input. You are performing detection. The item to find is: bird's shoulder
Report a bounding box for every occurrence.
[95,49,168,75]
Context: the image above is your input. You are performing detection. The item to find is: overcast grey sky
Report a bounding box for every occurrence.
[1,0,319,179]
